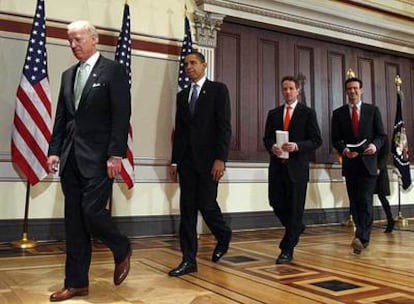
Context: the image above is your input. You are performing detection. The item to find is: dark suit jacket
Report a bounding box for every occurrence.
[48,55,131,177]
[331,103,385,177]
[171,79,231,172]
[263,103,322,183]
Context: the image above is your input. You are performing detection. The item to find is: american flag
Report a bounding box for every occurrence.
[11,0,52,186]
[178,16,193,92]
[171,16,193,142]
[115,2,134,189]
[391,89,411,190]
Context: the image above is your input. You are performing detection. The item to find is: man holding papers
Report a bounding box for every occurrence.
[331,77,386,254]
[263,76,322,264]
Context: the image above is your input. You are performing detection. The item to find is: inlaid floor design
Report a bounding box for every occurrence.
[1,223,414,303]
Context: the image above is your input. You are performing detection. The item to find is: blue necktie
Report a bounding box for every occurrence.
[189,84,198,115]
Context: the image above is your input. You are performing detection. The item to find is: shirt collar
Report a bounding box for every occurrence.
[81,51,100,69]
[285,99,298,110]
[349,100,362,110]
[192,75,207,89]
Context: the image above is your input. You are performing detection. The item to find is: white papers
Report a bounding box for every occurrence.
[346,138,368,153]
[276,130,289,159]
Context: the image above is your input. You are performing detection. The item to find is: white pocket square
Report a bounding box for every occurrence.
[92,83,102,87]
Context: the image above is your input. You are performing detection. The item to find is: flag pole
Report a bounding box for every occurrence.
[394,75,408,227]
[11,182,37,249]
[394,170,408,226]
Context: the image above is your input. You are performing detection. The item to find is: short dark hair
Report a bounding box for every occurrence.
[345,77,363,88]
[281,76,299,89]
[186,51,205,63]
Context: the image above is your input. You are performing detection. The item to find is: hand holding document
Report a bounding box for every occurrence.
[276,130,289,159]
[346,138,368,153]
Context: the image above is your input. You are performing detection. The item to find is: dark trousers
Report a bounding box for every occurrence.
[345,175,377,243]
[61,150,130,288]
[378,194,393,222]
[270,165,307,253]
[178,160,231,263]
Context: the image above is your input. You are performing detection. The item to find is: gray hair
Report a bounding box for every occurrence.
[67,20,99,41]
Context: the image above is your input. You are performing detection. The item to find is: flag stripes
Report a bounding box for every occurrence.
[11,0,52,186]
[115,2,134,189]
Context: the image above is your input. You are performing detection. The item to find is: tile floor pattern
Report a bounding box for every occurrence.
[1,222,414,303]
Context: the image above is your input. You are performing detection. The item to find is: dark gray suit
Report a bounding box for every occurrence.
[263,102,322,254]
[48,55,131,288]
[332,102,386,243]
[172,79,232,263]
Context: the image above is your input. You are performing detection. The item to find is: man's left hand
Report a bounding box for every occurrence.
[107,156,122,179]
[211,159,225,182]
[363,143,377,155]
[281,142,298,152]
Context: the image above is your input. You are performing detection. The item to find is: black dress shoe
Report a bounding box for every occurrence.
[168,261,197,277]
[384,219,395,233]
[212,244,229,263]
[351,237,364,254]
[275,252,293,264]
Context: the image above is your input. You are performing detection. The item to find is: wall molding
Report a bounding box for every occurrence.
[196,0,414,55]
[2,206,412,242]
[0,14,182,58]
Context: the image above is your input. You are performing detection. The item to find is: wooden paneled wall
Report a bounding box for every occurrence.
[216,21,414,164]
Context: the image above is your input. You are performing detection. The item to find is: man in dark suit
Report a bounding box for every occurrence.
[168,51,232,276]
[47,20,132,301]
[263,76,322,264]
[375,136,395,233]
[332,77,386,254]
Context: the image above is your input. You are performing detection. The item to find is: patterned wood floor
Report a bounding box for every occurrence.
[1,222,414,303]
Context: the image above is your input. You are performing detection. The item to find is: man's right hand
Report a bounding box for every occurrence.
[343,148,359,159]
[47,155,60,173]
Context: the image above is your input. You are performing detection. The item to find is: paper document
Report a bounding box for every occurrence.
[276,130,289,159]
[346,138,368,153]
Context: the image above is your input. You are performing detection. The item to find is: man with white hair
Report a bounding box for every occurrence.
[47,20,132,301]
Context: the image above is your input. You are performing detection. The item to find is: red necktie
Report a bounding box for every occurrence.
[352,105,359,136]
[283,106,291,131]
